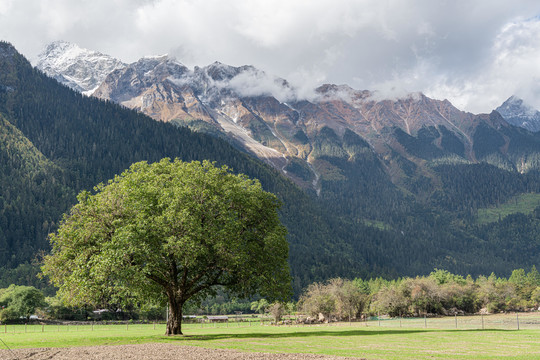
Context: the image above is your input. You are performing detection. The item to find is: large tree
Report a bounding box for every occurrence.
[42,159,291,335]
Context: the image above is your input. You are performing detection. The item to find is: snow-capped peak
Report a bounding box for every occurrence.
[496,96,540,132]
[36,41,126,94]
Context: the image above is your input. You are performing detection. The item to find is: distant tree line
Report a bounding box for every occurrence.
[2,268,540,323]
[299,268,540,321]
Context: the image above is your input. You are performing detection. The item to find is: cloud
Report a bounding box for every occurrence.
[422,17,540,113]
[1,0,540,112]
[169,65,310,103]
[226,69,298,103]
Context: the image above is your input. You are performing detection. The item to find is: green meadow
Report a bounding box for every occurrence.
[2,314,540,359]
[476,193,540,224]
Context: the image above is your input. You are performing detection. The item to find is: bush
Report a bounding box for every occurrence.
[0,285,45,321]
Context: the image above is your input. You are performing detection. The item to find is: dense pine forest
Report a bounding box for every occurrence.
[0,41,396,295]
[1,41,540,298]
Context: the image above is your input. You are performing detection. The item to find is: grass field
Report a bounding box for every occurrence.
[1,313,540,359]
[476,193,540,224]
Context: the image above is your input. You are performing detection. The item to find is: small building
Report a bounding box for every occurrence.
[207,315,228,322]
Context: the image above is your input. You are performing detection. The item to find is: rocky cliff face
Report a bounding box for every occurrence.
[41,41,538,192]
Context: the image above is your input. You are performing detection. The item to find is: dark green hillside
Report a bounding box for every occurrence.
[0,41,400,294]
[0,114,73,268]
[291,116,540,279]
[432,163,540,213]
[2,41,540,295]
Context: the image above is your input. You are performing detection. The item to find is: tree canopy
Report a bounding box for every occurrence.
[42,158,291,335]
[0,285,45,322]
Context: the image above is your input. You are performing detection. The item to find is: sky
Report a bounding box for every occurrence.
[1,0,540,113]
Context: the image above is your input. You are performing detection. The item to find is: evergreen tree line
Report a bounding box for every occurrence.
[0,42,400,294]
[2,40,540,297]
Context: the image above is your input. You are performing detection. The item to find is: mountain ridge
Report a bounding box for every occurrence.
[496,95,540,133]
[1,41,406,294]
[4,39,540,291]
[36,41,126,95]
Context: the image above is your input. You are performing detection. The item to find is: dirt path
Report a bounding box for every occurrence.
[0,343,364,359]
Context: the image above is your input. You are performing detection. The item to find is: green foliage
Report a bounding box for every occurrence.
[299,278,366,321]
[250,299,269,314]
[370,282,410,316]
[311,127,348,159]
[358,267,540,317]
[0,42,393,296]
[300,282,336,320]
[2,41,540,299]
[432,163,540,212]
[429,269,466,285]
[247,117,286,152]
[473,122,506,159]
[41,296,90,321]
[0,263,55,296]
[0,285,45,321]
[42,159,291,334]
[283,157,314,182]
[394,127,446,160]
[476,193,540,224]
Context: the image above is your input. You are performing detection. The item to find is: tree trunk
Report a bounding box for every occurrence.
[166,297,184,335]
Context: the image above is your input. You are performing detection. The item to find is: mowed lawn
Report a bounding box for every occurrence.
[1,315,540,360]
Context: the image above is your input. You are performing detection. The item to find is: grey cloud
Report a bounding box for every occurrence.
[2,0,540,112]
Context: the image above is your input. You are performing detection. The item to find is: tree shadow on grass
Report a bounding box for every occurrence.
[168,328,514,342]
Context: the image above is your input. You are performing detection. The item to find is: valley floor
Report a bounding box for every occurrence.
[1,314,540,359]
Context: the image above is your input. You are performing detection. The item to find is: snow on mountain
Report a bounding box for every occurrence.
[496,96,540,132]
[35,41,126,95]
[39,41,529,191]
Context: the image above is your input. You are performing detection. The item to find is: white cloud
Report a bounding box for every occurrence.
[1,0,540,112]
[226,69,297,103]
[423,17,540,113]
[0,0,14,15]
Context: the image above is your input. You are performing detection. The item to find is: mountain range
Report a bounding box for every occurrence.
[2,40,540,294]
[36,41,540,195]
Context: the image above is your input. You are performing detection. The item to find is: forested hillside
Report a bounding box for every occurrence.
[0,41,400,294]
[1,41,540,296]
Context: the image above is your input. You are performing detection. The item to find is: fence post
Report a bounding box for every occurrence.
[517,313,520,330]
[25,323,27,333]
[4,323,6,333]
[481,314,484,330]
[424,315,427,328]
[455,314,457,329]
[42,324,44,333]
[378,312,380,327]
